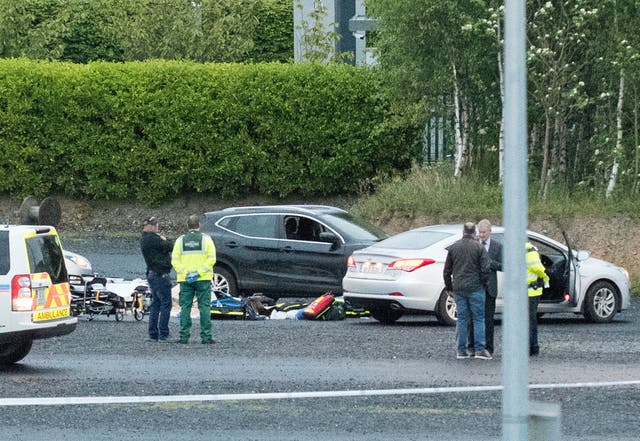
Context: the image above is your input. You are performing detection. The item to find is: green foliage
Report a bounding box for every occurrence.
[294,0,341,63]
[101,0,262,62]
[631,275,640,297]
[0,59,419,204]
[249,0,294,63]
[351,162,640,224]
[351,163,503,223]
[0,0,293,63]
[368,0,640,197]
[0,0,125,62]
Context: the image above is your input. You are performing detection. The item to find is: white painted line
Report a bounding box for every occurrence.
[1,380,639,407]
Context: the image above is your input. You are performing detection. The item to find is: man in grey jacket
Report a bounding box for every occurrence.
[443,222,492,360]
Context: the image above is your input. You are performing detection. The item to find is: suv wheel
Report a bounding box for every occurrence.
[213,267,238,297]
[0,340,33,365]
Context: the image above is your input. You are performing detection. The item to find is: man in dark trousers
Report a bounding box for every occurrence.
[469,219,503,355]
[140,216,174,342]
[443,222,492,360]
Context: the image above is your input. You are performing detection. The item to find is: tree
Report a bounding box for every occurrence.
[0,0,124,62]
[0,0,291,63]
[368,0,501,178]
[294,0,342,63]
[526,1,596,197]
[368,0,640,198]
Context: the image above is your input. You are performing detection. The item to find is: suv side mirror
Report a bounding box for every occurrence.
[319,232,339,244]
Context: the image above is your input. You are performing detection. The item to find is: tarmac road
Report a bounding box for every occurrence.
[1,237,638,440]
[63,235,147,280]
[1,302,639,440]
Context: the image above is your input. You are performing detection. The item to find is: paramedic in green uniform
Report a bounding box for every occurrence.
[171,214,217,344]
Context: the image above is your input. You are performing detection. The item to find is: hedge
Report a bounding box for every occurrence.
[0,59,422,204]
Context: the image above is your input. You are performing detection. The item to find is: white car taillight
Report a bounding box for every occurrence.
[12,274,34,311]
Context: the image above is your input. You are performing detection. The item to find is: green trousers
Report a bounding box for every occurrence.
[178,280,212,343]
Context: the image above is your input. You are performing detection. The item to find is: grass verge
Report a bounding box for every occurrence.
[351,163,640,224]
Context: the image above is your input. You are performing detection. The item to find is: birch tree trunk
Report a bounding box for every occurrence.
[606,70,625,199]
[497,16,505,185]
[453,63,465,177]
[539,111,551,198]
[633,85,638,193]
[463,101,471,167]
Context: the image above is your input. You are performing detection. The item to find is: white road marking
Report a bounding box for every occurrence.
[1,380,639,407]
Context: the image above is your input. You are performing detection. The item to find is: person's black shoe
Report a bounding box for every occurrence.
[145,337,158,342]
[175,339,189,344]
[201,339,216,345]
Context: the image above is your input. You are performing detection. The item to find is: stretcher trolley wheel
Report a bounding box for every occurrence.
[133,308,144,321]
[115,309,124,322]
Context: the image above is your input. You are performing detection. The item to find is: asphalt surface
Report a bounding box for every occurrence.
[63,235,147,280]
[0,237,638,440]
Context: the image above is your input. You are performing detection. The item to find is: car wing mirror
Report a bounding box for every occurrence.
[575,250,590,261]
[319,232,339,244]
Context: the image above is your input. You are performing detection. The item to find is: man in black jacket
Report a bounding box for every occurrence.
[443,222,492,360]
[140,216,174,342]
[469,219,503,355]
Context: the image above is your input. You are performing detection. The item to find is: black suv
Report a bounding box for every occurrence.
[201,205,387,298]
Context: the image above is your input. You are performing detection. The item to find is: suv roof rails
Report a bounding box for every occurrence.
[216,205,347,215]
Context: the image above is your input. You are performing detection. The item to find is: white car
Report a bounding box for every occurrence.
[63,250,93,294]
[343,224,631,325]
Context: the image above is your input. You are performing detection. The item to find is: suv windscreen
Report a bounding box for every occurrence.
[0,231,9,275]
[322,213,387,241]
[25,235,68,284]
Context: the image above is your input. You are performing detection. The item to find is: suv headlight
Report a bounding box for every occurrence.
[67,254,92,270]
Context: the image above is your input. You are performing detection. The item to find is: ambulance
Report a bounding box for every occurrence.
[0,225,77,364]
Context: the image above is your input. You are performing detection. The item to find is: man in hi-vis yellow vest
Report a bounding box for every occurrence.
[526,242,550,356]
[172,215,216,344]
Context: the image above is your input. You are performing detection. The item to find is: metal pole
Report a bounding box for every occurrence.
[502,0,529,440]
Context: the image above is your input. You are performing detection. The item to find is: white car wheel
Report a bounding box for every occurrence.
[435,290,457,326]
[583,281,618,323]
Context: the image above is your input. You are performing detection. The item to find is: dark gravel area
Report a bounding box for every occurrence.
[1,301,639,440]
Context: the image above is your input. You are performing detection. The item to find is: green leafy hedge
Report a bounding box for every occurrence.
[0,59,421,203]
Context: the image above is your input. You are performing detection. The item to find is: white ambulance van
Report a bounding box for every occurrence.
[0,225,77,364]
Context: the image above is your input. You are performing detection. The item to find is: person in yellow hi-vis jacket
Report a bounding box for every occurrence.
[172,215,217,344]
[526,242,550,356]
